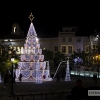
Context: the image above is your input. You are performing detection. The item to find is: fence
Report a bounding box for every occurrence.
[14,91,70,100]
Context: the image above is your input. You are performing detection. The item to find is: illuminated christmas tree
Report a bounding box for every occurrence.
[16,13,51,83]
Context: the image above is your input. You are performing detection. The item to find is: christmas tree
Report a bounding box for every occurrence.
[16,13,51,83]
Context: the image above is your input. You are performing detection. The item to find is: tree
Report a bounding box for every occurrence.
[42,49,53,67]
[0,40,19,72]
[53,51,65,66]
[42,49,53,61]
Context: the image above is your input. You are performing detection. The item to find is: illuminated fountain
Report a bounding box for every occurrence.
[15,13,52,83]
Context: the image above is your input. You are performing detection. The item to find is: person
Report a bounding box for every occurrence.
[43,75,45,79]
[19,73,22,82]
[95,74,97,83]
[56,73,60,82]
[67,79,86,100]
[51,73,54,79]
[93,74,97,83]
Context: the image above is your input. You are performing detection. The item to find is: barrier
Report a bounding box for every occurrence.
[14,91,70,100]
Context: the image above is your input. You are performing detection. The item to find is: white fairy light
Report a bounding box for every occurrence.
[36,37,38,42]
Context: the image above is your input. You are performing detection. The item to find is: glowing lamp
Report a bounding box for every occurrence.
[11,58,14,62]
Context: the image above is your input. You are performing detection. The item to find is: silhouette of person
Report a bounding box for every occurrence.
[93,74,97,83]
[56,73,60,82]
[68,79,86,100]
[19,73,22,82]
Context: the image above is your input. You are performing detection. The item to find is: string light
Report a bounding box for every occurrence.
[28,13,35,22]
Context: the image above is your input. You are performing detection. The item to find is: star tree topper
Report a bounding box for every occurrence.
[28,13,35,22]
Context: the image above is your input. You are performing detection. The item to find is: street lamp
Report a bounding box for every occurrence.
[11,57,14,95]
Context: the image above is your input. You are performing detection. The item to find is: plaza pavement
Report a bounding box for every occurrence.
[0,75,100,100]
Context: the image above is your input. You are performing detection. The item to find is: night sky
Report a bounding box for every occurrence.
[0,1,100,37]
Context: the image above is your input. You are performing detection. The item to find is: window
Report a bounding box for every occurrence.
[68,38,72,42]
[77,38,81,42]
[77,48,81,53]
[62,38,66,42]
[95,44,98,48]
[62,46,66,53]
[14,27,16,33]
[93,44,98,49]
[55,46,58,51]
[17,47,20,54]
[68,46,72,53]
[66,30,68,32]
[77,47,81,53]
[13,47,16,50]
[9,47,12,54]
[85,45,89,52]
[86,47,89,52]
[21,47,24,54]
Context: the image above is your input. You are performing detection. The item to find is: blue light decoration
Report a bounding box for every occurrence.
[15,13,52,83]
[74,57,83,65]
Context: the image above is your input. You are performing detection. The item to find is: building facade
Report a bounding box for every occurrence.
[1,23,100,57]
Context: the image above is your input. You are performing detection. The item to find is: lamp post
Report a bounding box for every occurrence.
[11,57,14,95]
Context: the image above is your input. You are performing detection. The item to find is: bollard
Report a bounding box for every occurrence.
[62,91,63,95]
[32,94,34,100]
[14,94,15,99]
[52,91,53,96]
[41,91,42,97]
[30,93,31,98]
[46,93,47,100]
[17,97,19,100]
[22,95,23,100]
[59,93,60,98]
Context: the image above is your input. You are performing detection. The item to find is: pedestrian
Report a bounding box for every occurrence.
[93,74,97,83]
[19,73,22,82]
[67,79,86,100]
[51,73,54,79]
[94,74,97,83]
[56,73,60,82]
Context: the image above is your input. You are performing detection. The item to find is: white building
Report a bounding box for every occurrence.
[0,23,95,56]
[40,27,89,56]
